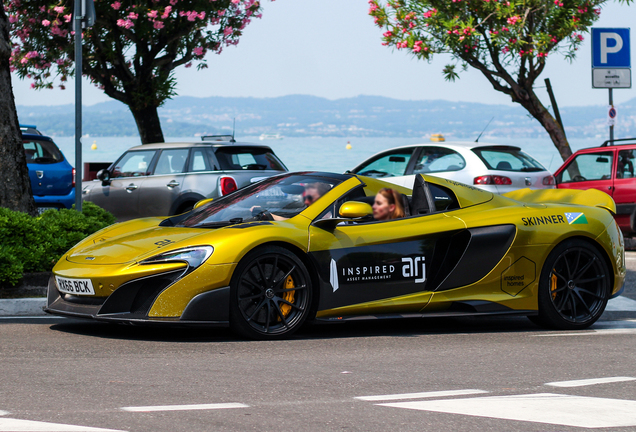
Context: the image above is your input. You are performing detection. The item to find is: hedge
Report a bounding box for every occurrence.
[0,202,116,287]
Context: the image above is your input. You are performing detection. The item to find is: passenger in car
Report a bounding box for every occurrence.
[373,188,405,221]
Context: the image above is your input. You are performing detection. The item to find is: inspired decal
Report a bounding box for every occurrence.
[154,239,176,248]
[521,215,565,226]
[333,255,427,285]
[565,212,588,225]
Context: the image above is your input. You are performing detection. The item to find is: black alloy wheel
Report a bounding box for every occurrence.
[229,246,312,339]
[533,239,610,330]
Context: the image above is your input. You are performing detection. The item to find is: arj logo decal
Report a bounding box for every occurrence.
[565,212,588,225]
[402,257,426,283]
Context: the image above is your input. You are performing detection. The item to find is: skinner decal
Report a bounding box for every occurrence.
[329,255,427,292]
[522,215,565,226]
[522,213,588,227]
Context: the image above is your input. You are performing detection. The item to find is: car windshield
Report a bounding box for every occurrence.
[176,173,344,228]
[472,146,546,172]
[23,139,64,164]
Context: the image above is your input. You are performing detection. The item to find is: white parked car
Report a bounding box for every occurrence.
[350,142,555,193]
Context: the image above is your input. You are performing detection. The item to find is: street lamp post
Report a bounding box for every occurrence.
[73,0,95,212]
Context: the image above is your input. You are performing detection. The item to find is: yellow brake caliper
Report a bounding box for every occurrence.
[551,273,558,300]
[279,275,296,319]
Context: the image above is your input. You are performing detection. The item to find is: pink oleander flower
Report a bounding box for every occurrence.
[53,6,65,13]
[111,1,121,10]
[147,10,158,18]
[161,6,172,18]
[128,12,138,19]
[185,62,192,68]
[153,20,164,29]
[64,14,72,23]
[507,16,520,25]
[193,47,204,56]
[223,26,233,36]
[42,19,51,26]
[8,15,18,23]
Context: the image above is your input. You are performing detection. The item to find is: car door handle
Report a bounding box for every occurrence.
[125,184,138,192]
[166,180,180,188]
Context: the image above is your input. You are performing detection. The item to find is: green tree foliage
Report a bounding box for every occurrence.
[368,0,619,161]
[7,0,263,144]
[0,202,116,286]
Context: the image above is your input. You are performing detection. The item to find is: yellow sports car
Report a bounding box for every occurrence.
[46,172,625,339]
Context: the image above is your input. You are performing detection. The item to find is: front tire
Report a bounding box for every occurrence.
[229,246,312,340]
[533,239,610,330]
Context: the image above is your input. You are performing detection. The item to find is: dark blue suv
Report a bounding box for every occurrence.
[21,125,75,211]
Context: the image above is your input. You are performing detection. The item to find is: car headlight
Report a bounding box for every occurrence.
[140,246,214,270]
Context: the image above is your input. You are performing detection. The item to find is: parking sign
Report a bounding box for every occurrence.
[592,28,631,88]
[592,28,630,67]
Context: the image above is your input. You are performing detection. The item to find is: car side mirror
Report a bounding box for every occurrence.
[339,201,373,218]
[313,201,374,231]
[193,198,214,210]
[96,169,111,186]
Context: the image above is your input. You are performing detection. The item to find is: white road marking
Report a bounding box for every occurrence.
[534,329,636,337]
[355,389,488,402]
[606,296,636,311]
[0,412,7,417]
[120,403,248,412]
[0,418,125,431]
[546,376,636,387]
[377,393,636,428]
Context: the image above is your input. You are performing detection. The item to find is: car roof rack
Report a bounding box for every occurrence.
[601,137,636,147]
[19,124,42,135]
[201,134,235,143]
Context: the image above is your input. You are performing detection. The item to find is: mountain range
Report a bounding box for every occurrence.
[16,94,636,140]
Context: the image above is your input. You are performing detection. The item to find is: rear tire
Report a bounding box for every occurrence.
[533,239,610,330]
[229,246,312,340]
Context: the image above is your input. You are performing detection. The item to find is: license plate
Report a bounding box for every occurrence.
[37,207,57,214]
[55,276,95,295]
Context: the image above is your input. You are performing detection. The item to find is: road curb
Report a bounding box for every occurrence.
[0,298,46,317]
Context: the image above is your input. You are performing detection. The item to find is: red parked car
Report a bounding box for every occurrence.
[554,138,636,237]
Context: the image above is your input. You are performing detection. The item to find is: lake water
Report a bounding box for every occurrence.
[54,135,607,174]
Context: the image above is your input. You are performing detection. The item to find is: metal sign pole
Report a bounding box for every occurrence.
[74,1,83,212]
[609,88,614,145]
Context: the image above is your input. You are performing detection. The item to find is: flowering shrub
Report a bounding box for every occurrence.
[7,0,265,143]
[368,0,601,76]
[368,0,605,162]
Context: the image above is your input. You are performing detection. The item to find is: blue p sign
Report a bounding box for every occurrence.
[592,28,631,68]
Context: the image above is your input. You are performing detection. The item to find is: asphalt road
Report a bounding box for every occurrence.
[1,256,636,431]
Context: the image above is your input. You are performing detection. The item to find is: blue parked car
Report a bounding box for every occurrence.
[20,125,75,212]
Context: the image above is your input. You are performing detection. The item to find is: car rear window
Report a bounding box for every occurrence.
[472,146,546,172]
[214,147,287,171]
[23,139,64,164]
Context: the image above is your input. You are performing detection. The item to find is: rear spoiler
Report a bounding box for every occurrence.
[503,188,616,215]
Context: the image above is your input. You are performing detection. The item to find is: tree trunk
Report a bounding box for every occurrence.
[514,87,573,163]
[129,105,165,144]
[0,6,37,215]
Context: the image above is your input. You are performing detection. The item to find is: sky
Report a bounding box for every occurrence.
[10,0,636,108]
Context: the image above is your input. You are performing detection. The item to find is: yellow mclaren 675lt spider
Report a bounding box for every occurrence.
[46,172,626,339]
